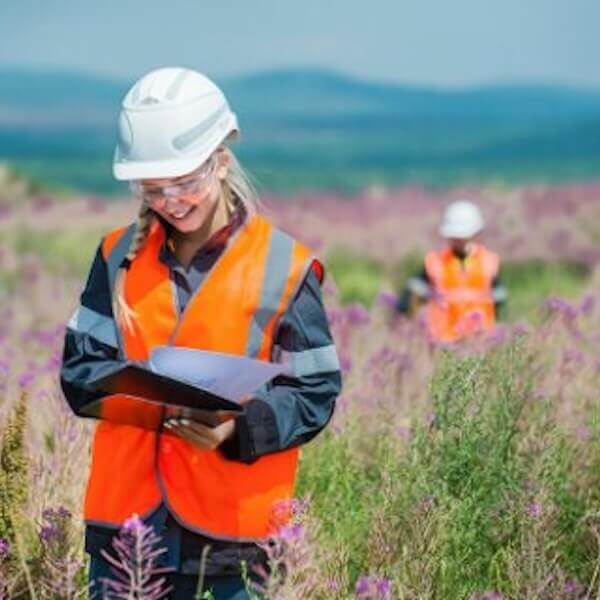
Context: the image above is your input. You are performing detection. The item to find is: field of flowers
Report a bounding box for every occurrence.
[0,175,598,599]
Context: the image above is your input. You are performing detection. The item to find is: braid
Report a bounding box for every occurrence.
[112,202,154,333]
[221,179,236,217]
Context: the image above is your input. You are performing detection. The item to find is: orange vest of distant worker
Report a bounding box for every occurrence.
[424,244,499,343]
[84,214,321,540]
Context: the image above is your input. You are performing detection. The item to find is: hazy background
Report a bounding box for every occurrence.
[1,0,600,193]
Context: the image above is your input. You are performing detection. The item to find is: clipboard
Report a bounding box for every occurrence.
[84,363,244,431]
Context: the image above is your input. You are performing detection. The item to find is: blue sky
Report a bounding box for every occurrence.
[2,0,599,87]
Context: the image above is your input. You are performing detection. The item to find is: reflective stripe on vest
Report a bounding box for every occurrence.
[84,214,320,540]
[424,244,499,342]
[67,305,119,349]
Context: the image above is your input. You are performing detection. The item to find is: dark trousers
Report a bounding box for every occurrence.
[89,553,262,599]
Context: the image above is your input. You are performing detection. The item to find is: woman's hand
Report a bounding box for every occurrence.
[164,414,236,450]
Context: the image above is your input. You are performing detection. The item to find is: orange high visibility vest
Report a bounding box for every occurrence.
[84,214,321,540]
[424,244,499,343]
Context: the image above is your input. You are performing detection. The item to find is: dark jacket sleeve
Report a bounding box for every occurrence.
[396,266,431,315]
[221,267,342,463]
[60,244,124,417]
[491,271,508,318]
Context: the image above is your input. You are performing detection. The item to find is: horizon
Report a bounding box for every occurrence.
[3,63,600,93]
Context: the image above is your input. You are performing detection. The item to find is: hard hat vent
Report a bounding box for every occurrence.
[140,96,161,106]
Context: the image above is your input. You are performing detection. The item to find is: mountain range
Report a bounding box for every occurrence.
[1,67,599,193]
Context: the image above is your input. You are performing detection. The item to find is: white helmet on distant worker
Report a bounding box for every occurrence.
[113,67,239,181]
[439,200,484,239]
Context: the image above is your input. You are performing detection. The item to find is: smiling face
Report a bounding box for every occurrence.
[134,150,231,234]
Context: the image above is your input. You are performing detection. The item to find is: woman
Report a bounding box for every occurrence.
[60,67,341,599]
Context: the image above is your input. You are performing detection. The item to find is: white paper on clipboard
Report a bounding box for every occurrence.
[149,347,291,403]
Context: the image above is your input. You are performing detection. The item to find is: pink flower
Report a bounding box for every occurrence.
[356,575,392,599]
[345,303,371,326]
[18,370,36,388]
[564,579,584,595]
[377,291,398,309]
[526,502,543,519]
[575,426,591,440]
[122,514,144,535]
[546,296,578,321]
[579,295,595,316]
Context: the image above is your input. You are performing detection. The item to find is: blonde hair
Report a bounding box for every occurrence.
[112,145,259,333]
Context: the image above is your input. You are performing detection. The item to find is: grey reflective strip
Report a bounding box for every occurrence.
[278,345,340,377]
[172,104,228,151]
[246,230,294,358]
[68,306,119,348]
[492,286,508,302]
[106,225,136,295]
[166,69,190,100]
[104,224,136,358]
[407,277,431,298]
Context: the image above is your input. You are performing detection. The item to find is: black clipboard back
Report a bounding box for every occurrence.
[83,364,243,431]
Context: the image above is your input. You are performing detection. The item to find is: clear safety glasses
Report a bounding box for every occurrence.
[129,156,217,205]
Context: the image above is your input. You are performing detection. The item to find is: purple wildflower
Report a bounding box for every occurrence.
[272,497,309,520]
[0,538,10,559]
[564,579,584,596]
[377,291,398,309]
[39,507,72,545]
[345,303,371,326]
[526,502,543,519]
[0,359,9,377]
[18,370,36,388]
[278,523,304,545]
[575,426,591,440]
[339,353,353,373]
[545,296,579,321]
[486,325,509,347]
[122,514,145,535]
[562,349,585,367]
[100,513,172,599]
[44,351,62,372]
[512,321,529,337]
[579,295,595,316]
[355,575,392,599]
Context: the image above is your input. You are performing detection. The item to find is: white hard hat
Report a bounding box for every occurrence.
[439,200,484,239]
[113,67,239,181]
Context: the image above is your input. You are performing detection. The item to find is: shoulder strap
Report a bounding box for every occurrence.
[103,224,136,296]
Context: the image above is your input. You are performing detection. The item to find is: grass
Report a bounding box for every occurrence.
[4,227,101,278]
[296,340,599,597]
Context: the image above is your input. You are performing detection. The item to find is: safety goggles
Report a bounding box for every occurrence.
[129,156,217,205]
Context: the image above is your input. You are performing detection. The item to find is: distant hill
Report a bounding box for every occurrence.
[1,66,599,193]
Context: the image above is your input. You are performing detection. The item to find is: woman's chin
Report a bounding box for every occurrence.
[165,207,205,232]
